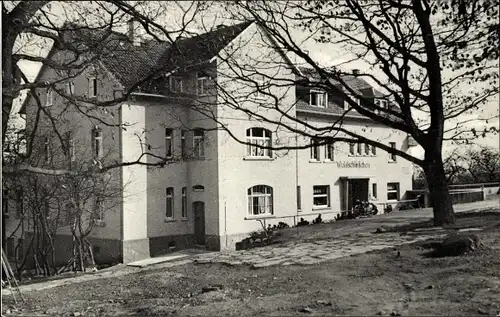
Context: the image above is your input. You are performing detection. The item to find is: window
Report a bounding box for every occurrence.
[310,138,320,161]
[93,196,104,221]
[246,128,272,157]
[165,128,173,158]
[247,185,273,216]
[193,129,205,158]
[66,132,75,163]
[375,99,388,108]
[357,142,362,155]
[313,185,330,208]
[372,183,378,199]
[2,190,8,216]
[46,89,53,107]
[197,72,209,95]
[253,74,265,99]
[166,187,174,219]
[365,143,370,156]
[6,238,14,259]
[387,183,400,201]
[15,189,23,219]
[66,81,75,95]
[310,90,327,107]
[92,128,103,159]
[88,78,97,98]
[43,137,50,163]
[349,142,355,155]
[170,76,183,93]
[389,142,397,162]
[17,238,24,261]
[181,130,186,158]
[297,185,301,211]
[325,143,334,161]
[181,187,187,219]
[192,185,205,192]
[372,145,377,155]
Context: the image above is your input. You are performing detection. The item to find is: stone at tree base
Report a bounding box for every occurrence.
[434,233,481,257]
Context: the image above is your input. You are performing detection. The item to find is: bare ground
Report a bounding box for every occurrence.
[2,211,500,317]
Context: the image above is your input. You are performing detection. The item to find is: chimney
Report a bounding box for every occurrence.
[128,19,141,46]
[352,69,360,75]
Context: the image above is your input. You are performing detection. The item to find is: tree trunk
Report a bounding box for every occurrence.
[424,160,456,226]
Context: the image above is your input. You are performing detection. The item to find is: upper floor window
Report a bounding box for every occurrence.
[365,143,370,156]
[66,81,75,95]
[2,190,8,216]
[325,143,334,161]
[43,137,50,163]
[253,74,265,99]
[246,128,272,157]
[357,142,362,155]
[349,142,355,155]
[193,129,205,158]
[65,132,75,163]
[197,72,209,96]
[170,76,183,93]
[372,145,377,155]
[310,138,320,161]
[310,90,327,107]
[88,78,97,98]
[92,128,103,159]
[165,128,173,158]
[181,130,187,158]
[46,89,53,107]
[247,185,273,216]
[389,142,397,162]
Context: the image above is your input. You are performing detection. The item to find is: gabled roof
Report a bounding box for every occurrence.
[20,21,254,113]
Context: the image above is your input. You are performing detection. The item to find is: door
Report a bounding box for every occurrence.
[348,179,369,210]
[193,201,205,245]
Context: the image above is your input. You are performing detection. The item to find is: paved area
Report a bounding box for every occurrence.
[193,230,450,268]
[194,200,499,268]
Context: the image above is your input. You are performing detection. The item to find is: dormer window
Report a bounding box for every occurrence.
[375,99,389,109]
[310,90,327,107]
[170,76,183,93]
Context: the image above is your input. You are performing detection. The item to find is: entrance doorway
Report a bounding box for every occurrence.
[347,179,369,211]
[193,201,205,245]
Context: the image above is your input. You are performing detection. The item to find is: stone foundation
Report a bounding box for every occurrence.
[149,234,195,257]
[122,239,150,263]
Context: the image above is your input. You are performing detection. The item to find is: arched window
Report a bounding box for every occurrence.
[247,185,273,216]
[246,128,272,157]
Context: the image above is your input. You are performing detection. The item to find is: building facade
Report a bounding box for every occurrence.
[12,21,414,264]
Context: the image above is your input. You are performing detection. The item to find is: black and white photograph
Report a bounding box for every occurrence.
[1,1,499,316]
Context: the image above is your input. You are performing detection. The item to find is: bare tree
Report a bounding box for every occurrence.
[190,0,499,225]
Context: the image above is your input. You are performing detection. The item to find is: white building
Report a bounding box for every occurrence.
[12,21,414,264]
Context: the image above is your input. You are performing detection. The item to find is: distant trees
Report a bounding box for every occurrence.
[413,145,500,189]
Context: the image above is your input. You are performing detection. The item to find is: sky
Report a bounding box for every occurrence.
[9,1,499,158]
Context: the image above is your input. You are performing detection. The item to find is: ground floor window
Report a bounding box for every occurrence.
[387,182,400,201]
[372,183,378,199]
[313,185,330,208]
[247,185,273,216]
[181,187,187,219]
[166,187,174,219]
